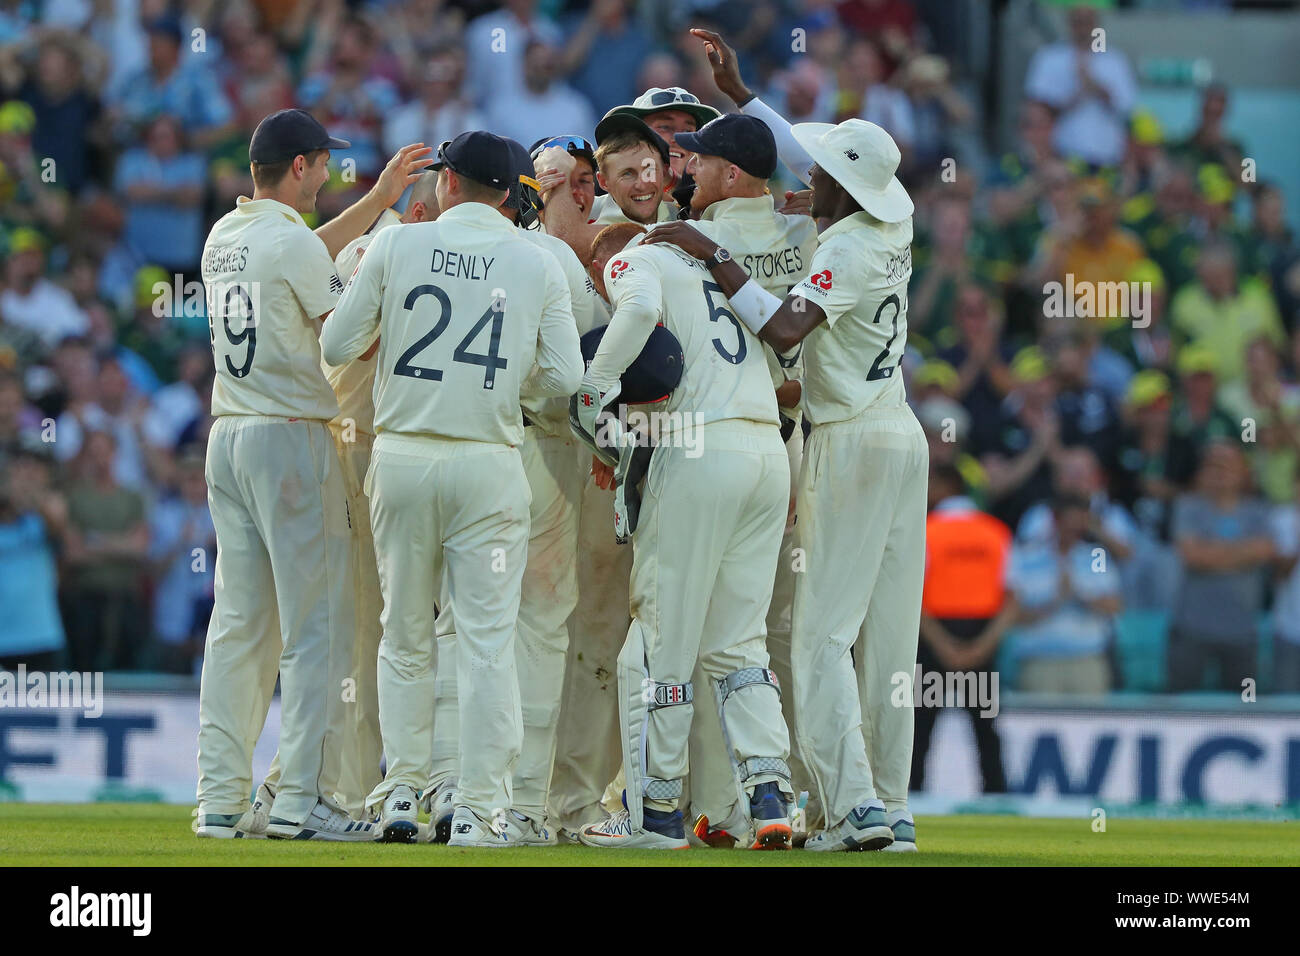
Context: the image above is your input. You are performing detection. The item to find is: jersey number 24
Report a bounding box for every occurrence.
[393,283,508,390]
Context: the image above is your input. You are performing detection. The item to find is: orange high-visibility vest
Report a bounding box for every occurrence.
[922,503,1012,619]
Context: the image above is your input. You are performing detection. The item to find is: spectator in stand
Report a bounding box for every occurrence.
[383,46,485,159]
[1168,441,1274,692]
[1043,328,1123,476]
[11,33,104,196]
[1118,109,1170,201]
[1272,475,1300,691]
[562,0,652,119]
[833,38,913,158]
[464,0,563,110]
[0,373,43,469]
[0,445,68,671]
[60,428,149,671]
[1171,84,1244,175]
[217,17,295,135]
[1118,370,1183,608]
[1243,182,1299,334]
[899,54,971,176]
[298,13,400,182]
[1009,493,1122,694]
[53,354,152,491]
[1032,178,1146,294]
[1123,164,1200,292]
[1165,344,1239,490]
[485,39,595,150]
[1171,240,1285,385]
[113,113,206,275]
[148,452,215,674]
[1107,259,1173,375]
[0,227,88,348]
[1023,4,1137,168]
[1218,336,1300,505]
[935,283,1015,453]
[979,346,1063,530]
[108,16,235,150]
[912,462,1014,794]
[917,396,989,506]
[1017,445,1135,564]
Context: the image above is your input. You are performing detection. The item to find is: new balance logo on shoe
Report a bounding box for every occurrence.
[454,823,472,834]
[393,802,412,812]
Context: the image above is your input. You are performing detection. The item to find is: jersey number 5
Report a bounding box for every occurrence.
[702,280,747,365]
[866,293,902,381]
[395,284,509,389]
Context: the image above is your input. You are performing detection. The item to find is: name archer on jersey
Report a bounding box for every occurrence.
[429,248,496,282]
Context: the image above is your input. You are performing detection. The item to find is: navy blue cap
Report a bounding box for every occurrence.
[580,324,684,405]
[675,114,777,180]
[431,130,514,190]
[249,109,350,163]
[594,111,671,169]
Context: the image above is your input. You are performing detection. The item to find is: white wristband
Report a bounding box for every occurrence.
[726,278,783,336]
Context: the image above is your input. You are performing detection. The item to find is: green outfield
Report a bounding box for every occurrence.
[1,804,1296,866]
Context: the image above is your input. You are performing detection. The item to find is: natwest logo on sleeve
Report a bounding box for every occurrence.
[608,259,630,280]
[810,269,832,291]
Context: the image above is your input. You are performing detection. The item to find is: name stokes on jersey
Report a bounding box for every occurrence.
[740,245,806,285]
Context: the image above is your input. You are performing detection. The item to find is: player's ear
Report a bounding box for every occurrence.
[596,171,608,192]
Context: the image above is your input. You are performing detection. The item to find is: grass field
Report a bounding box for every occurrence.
[1,804,1296,865]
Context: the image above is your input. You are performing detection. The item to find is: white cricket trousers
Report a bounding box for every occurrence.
[197,415,353,824]
[427,429,582,820]
[547,449,633,831]
[791,404,928,825]
[329,427,384,817]
[628,420,791,799]
[364,434,530,819]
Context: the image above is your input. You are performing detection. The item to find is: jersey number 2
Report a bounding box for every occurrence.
[394,284,508,389]
[866,294,902,381]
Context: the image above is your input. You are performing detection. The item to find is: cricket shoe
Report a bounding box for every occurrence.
[881,810,918,853]
[420,783,457,844]
[579,796,689,850]
[446,806,512,848]
[264,800,378,841]
[692,813,737,849]
[378,785,420,843]
[747,781,792,850]
[498,810,557,846]
[247,782,274,836]
[803,801,894,852]
[192,806,263,839]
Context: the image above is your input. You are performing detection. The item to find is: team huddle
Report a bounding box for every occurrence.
[191,30,928,852]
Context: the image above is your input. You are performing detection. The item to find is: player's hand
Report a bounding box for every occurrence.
[534,167,567,202]
[592,456,615,490]
[778,189,813,217]
[641,220,718,260]
[372,143,435,208]
[535,145,577,178]
[690,28,752,105]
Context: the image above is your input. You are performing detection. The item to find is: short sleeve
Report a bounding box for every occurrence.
[284,230,344,320]
[791,239,858,327]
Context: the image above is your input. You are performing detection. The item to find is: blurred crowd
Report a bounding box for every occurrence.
[0,0,1298,692]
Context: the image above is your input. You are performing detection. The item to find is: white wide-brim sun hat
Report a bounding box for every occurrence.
[791,119,914,223]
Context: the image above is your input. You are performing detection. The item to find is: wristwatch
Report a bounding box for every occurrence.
[705,247,732,269]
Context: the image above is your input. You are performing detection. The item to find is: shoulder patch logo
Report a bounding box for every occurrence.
[609,259,630,279]
[810,269,832,291]
[844,149,859,161]
[329,272,344,294]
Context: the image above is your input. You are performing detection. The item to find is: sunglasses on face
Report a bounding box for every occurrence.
[530,135,596,162]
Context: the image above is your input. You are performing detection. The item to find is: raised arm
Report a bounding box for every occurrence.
[314,143,432,259]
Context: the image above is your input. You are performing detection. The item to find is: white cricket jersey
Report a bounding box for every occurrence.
[591,239,778,429]
[689,195,819,406]
[320,201,583,447]
[519,227,609,436]
[591,192,677,225]
[790,212,914,425]
[201,197,343,421]
[322,207,404,435]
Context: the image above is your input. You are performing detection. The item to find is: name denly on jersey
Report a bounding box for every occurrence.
[429,248,496,282]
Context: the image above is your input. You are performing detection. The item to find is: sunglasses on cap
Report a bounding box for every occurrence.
[647,89,700,107]
[530,135,596,165]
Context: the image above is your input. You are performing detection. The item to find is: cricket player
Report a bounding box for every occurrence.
[664,112,820,847]
[571,219,795,851]
[422,138,607,844]
[321,131,583,847]
[588,87,721,222]
[194,108,430,841]
[533,112,674,265]
[326,172,442,818]
[645,115,926,852]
